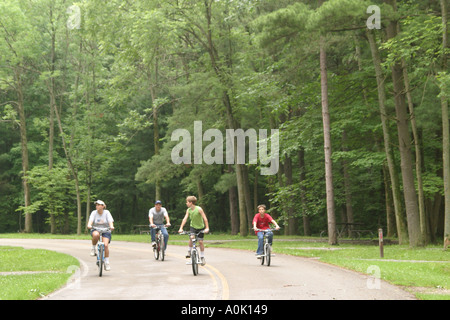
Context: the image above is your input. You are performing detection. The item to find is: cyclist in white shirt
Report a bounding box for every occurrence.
[87,200,115,271]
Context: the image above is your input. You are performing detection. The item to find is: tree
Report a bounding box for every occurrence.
[385,0,423,247]
[440,0,450,247]
[367,29,408,244]
[318,0,337,245]
[0,0,41,232]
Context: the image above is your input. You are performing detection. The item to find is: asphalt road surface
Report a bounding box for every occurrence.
[0,238,415,300]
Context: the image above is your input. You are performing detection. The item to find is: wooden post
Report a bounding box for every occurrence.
[378,228,384,258]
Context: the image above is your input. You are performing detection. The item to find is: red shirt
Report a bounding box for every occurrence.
[253,213,274,234]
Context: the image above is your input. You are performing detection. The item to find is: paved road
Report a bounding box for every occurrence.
[0,238,415,300]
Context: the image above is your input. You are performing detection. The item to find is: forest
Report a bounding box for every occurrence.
[0,0,449,248]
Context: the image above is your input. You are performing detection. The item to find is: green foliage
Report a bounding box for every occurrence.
[0,0,448,242]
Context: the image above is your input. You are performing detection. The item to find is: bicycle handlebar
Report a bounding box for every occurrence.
[254,228,278,232]
[149,224,171,228]
[179,230,204,236]
[92,227,111,233]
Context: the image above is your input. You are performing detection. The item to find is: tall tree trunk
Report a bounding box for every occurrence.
[367,29,408,244]
[440,0,450,246]
[284,156,297,235]
[150,82,161,201]
[228,165,239,235]
[202,0,249,235]
[15,68,32,233]
[385,0,422,247]
[242,164,255,232]
[341,130,354,237]
[318,0,337,245]
[402,60,428,243]
[48,5,56,233]
[53,40,83,235]
[298,147,311,236]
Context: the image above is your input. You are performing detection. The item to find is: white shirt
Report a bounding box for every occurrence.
[89,210,114,229]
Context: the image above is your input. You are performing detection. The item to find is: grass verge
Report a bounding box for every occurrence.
[0,246,79,300]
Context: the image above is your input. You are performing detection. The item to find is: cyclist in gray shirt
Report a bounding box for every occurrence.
[149,200,171,250]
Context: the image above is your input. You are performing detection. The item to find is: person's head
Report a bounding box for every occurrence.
[257,204,266,214]
[95,200,106,212]
[186,196,197,207]
[155,200,162,209]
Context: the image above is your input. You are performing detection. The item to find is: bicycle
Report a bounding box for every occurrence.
[151,224,169,261]
[180,230,204,276]
[92,227,111,277]
[255,228,276,266]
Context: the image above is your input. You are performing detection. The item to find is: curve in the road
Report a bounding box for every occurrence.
[0,238,416,300]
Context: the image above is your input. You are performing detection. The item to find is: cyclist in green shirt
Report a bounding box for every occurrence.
[178,195,210,265]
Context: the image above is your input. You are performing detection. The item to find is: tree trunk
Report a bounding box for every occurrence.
[440,0,450,246]
[15,68,32,233]
[402,60,428,243]
[318,0,337,245]
[298,148,311,236]
[284,156,297,235]
[367,29,408,244]
[149,58,161,201]
[229,179,239,235]
[201,0,249,235]
[385,0,423,247]
[53,40,83,235]
[341,130,354,237]
[48,6,56,234]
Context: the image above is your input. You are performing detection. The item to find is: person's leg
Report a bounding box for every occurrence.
[150,227,156,243]
[161,226,169,250]
[256,231,264,255]
[90,230,99,256]
[102,236,111,271]
[91,230,100,245]
[103,237,110,258]
[267,231,274,246]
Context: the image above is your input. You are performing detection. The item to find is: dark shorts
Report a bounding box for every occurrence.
[90,229,112,242]
[190,227,205,239]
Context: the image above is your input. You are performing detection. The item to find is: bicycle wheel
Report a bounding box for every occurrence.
[153,237,160,260]
[265,243,271,266]
[191,249,198,276]
[160,235,165,261]
[98,244,104,277]
[260,244,265,265]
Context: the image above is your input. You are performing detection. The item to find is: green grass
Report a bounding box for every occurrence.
[0,246,79,300]
[1,233,449,300]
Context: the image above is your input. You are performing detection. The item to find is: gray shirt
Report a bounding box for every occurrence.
[89,210,114,229]
[148,207,168,225]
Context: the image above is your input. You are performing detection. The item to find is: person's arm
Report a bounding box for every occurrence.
[164,209,171,226]
[270,218,280,230]
[198,207,209,233]
[252,215,258,230]
[108,211,115,230]
[149,209,155,227]
[178,209,189,233]
[87,212,94,229]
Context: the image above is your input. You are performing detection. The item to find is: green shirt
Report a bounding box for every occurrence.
[188,206,205,229]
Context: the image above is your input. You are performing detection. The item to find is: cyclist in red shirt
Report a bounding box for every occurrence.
[252,204,280,258]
